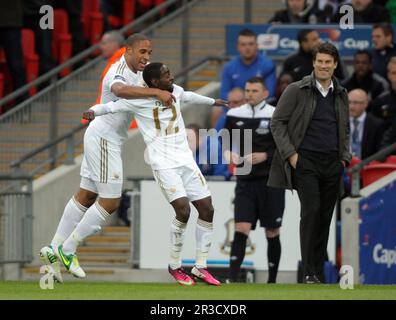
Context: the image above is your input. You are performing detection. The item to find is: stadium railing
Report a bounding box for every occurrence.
[348,143,396,197]
[0,174,33,275]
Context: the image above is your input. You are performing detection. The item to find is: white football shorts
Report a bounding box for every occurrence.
[80,130,123,198]
[152,161,211,203]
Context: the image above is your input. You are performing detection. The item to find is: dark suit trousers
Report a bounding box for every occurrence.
[293,150,343,278]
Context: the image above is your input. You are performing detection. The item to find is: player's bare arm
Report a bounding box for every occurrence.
[111,83,176,106]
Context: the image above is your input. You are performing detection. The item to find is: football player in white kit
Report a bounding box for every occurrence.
[84,63,227,286]
[39,34,175,281]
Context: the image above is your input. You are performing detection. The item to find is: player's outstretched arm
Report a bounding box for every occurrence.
[82,100,137,122]
[183,91,228,108]
[111,83,176,106]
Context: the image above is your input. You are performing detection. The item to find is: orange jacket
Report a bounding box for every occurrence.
[83,47,137,128]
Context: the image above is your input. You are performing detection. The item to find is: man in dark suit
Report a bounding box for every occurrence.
[348,89,384,160]
[269,43,351,284]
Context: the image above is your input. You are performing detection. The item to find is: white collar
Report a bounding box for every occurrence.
[250,100,267,110]
[315,80,334,97]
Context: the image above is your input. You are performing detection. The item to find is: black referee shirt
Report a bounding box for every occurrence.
[224,100,277,181]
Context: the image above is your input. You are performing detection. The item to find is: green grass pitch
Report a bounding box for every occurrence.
[0,281,396,300]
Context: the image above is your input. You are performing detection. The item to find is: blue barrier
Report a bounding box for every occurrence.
[359,181,396,284]
[226,24,396,59]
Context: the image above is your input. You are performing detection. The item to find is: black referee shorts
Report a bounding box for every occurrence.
[234,179,285,230]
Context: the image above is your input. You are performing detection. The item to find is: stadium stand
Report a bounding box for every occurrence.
[3,0,395,284]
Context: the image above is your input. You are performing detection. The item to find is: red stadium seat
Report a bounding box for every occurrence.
[108,0,136,30]
[386,155,396,164]
[81,0,103,46]
[52,9,72,77]
[21,29,39,95]
[139,0,153,9]
[361,163,396,187]
[123,0,136,25]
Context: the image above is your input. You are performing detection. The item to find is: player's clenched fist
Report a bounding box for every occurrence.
[82,109,95,122]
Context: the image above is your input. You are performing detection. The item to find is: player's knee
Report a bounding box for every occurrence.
[199,203,214,222]
[265,228,280,238]
[234,223,250,236]
[75,189,97,207]
[98,197,121,214]
[175,203,191,222]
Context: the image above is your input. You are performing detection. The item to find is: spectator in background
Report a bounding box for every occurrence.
[224,77,285,284]
[269,0,317,23]
[348,89,384,160]
[220,29,276,101]
[283,29,320,81]
[211,87,245,131]
[267,71,296,107]
[332,0,390,23]
[96,31,125,104]
[313,0,340,23]
[100,30,125,59]
[371,23,396,80]
[0,1,27,94]
[381,118,396,148]
[372,57,396,128]
[342,50,389,101]
[283,29,345,81]
[22,0,57,76]
[186,123,231,180]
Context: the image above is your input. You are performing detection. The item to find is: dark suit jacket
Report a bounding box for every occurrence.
[359,113,385,159]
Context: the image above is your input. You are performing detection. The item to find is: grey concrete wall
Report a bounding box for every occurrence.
[31,82,220,265]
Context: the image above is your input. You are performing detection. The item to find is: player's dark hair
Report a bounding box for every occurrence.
[238,28,256,38]
[354,49,373,63]
[125,33,149,47]
[143,62,164,88]
[312,42,339,64]
[246,76,267,90]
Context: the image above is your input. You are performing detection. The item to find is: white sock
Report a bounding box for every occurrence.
[62,202,110,255]
[50,196,87,249]
[195,219,213,269]
[169,218,187,270]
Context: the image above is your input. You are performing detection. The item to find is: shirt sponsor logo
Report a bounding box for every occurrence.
[114,75,126,82]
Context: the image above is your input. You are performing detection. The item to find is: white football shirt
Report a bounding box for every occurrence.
[88,55,143,145]
[91,84,215,170]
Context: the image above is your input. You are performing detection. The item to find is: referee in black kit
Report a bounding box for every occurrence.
[268,43,351,284]
[223,77,285,284]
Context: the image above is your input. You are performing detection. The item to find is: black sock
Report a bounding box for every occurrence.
[228,232,247,282]
[267,235,281,283]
